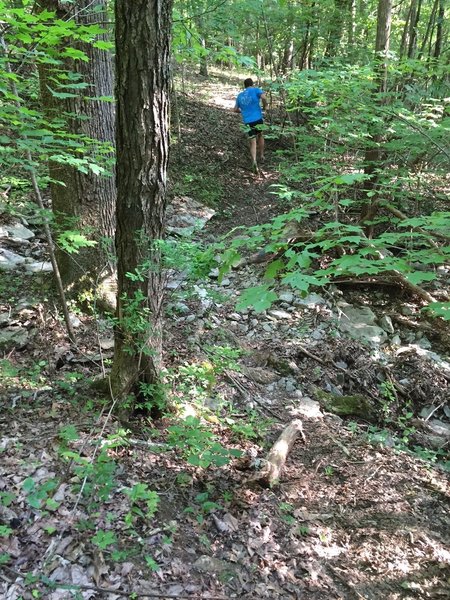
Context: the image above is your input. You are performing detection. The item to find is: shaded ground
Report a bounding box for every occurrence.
[0,71,449,599]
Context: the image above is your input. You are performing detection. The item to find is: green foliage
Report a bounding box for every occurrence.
[91,529,117,549]
[0,1,113,191]
[123,483,159,527]
[167,416,241,468]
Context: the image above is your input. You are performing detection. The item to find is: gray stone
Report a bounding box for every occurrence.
[228,312,241,321]
[0,248,26,270]
[268,309,291,320]
[338,302,387,345]
[220,278,230,286]
[194,555,239,577]
[401,305,414,316]
[262,323,273,333]
[335,361,348,370]
[243,366,279,385]
[296,293,326,307]
[391,335,401,346]
[294,397,323,419]
[427,419,450,439]
[174,302,189,314]
[99,337,114,351]
[69,314,82,328]
[166,196,215,234]
[24,261,53,273]
[311,329,324,340]
[5,223,35,241]
[0,326,29,349]
[185,314,196,323]
[380,315,394,334]
[279,291,294,304]
[416,336,432,350]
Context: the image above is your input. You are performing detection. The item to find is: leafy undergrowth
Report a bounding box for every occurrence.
[1,72,449,599]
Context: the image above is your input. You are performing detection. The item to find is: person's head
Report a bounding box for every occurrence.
[244,78,254,88]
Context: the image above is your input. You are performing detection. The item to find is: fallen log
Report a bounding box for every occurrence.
[254,419,305,487]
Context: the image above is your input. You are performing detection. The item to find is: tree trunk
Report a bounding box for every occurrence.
[407,0,422,59]
[433,0,445,59]
[361,0,392,223]
[109,0,172,405]
[37,0,116,296]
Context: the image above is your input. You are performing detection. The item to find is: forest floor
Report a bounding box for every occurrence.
[0,71,449,600]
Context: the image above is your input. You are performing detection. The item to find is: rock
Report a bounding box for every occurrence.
[0,326,29,349]
[174,302,189,314]
[315,389,376,421]
[279,291,294,304]
[0,248,26,270]
[24,261,53,273]
[391,335,401,346]
[243,366,279,385]
[311,329,324,340]
[166,196,215,234]
[69,314,82,328]
[268,309,291,320]
[416,336,432,350]
[193,555,239,578]
[380,315,394,334]
[337,302,387,345]
[294,397,323,419]
[4,223,35,241]
[262,323,273,333]
[335,361,348,370]
[427,419,450,439]
[296,293,326,307]
[401,305,414,316]
[185,315,196,323]
[220,278,230,286]
[99,337,114,351]
[228,312,241,321]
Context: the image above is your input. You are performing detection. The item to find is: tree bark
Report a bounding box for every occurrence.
[37,0,116,296]
[361,0,392,224]
[109,0,172,404]
[254,420,305,487]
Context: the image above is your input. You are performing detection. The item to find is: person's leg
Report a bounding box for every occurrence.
[257,132,265,161]
[249,136,257,166]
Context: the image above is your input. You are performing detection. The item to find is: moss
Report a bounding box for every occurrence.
[315,389,376,421]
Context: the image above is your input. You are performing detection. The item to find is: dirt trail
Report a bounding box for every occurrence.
[170,72,283,235]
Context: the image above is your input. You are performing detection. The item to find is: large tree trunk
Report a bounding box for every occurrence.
[38,0,116,296]
[109,0,173,405]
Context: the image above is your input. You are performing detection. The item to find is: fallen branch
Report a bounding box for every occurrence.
[382,203,450,244]
[253,419,305,487]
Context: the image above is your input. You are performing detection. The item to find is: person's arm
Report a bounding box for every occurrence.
[233,99,240,113]
[260,92,268,110]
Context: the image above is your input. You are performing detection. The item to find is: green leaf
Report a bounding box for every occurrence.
[236,285,277,313]
[264,259,284,280]
[405,271,436,285]
[22,477,35,493]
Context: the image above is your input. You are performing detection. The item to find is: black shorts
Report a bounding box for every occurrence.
[245,119,264,138]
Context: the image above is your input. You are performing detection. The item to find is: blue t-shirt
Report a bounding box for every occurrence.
[235,87,264,124]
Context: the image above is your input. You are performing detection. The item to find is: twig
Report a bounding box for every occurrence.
[0,567,227,599]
